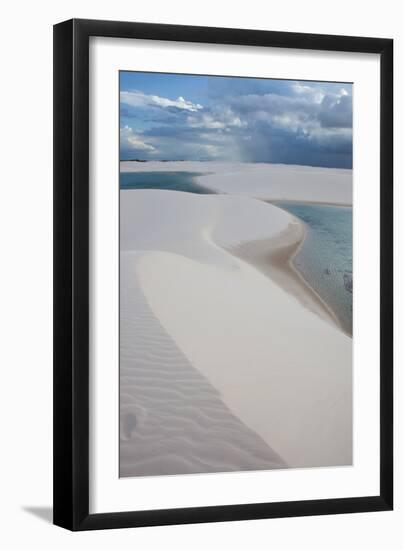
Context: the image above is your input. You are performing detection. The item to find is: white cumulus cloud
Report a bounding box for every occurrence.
[120,90,203,112]
[120,126,156,153]
[187,107,245,130]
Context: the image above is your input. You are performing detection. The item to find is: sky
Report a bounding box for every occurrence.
[120,72,353,168]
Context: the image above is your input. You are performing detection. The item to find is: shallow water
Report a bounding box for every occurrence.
[120,171,210,194]
[276,202,353,335]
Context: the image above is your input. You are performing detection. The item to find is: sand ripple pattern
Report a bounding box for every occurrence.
[120,251,286,477]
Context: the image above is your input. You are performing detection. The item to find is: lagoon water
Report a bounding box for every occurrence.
[277,202,352,335]
[120,171,352,335]
[120,171,211,194]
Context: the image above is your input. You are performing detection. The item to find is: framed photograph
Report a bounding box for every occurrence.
[53,19,393,530]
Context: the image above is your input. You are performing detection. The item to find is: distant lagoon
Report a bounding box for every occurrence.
[120,171,352,335]
[120,171,211,194]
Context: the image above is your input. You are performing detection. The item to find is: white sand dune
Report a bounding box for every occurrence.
[120,251,286,477]
[120,160,352,205]
[120,188,352,473]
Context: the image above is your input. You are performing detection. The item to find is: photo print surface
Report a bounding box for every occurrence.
[119,71,353,478]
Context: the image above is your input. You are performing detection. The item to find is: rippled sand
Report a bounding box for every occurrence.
[120,252,286,477]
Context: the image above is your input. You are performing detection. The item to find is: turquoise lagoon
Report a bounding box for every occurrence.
[120,171,210,194]
[276,202,352,335]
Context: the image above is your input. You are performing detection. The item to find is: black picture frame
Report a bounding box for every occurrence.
[53,18,393,531]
